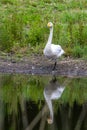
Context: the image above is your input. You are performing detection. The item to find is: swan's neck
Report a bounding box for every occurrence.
[44,91,53,123]
[47,27,53,45]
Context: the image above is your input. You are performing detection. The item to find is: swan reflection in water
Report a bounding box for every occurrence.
[44,76,65,124]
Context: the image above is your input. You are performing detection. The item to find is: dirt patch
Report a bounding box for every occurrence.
[0,55,87,77]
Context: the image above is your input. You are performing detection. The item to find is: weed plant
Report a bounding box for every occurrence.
[0,0,87,58]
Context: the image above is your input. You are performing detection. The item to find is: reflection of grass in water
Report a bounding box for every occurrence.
[0,75,87,115]
[0,75,49,114]
[61,78,87,107]
[0,74,87,130]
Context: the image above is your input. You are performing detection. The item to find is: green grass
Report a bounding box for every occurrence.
[0,0,87,58]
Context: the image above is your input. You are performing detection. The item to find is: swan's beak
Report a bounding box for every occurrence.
[47,22,51,27]
[47,118,53,124]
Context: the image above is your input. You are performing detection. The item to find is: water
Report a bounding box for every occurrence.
[0,74,87,130]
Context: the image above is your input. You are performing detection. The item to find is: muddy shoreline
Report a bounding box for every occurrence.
[0,55,87,77]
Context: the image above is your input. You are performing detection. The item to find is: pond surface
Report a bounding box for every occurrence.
[0,74,87,130]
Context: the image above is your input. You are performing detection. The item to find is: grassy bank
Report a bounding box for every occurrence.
[0,0,87,58]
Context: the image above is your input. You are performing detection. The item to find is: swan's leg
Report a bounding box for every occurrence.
[52,61,57,70]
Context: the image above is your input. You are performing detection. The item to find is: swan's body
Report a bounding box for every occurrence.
[44,77,65,124]
[44,44,64,59]
[43,22,65,69]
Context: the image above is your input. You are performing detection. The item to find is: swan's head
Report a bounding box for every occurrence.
[47,22,53,28]
[47,113,53,124]
[47,117,53,124]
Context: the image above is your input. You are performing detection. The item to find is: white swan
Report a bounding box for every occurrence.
[43,22,65,70]
[44,77,65,124]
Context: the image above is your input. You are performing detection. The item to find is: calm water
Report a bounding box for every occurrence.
[0,74,87,130]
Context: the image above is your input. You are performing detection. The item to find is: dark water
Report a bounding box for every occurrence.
[0,74,87,130]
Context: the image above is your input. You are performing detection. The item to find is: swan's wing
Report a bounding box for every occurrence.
[51,44,65,57]
[51,86,65,99]
[51,44,62,55]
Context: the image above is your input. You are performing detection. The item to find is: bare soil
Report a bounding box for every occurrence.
[0,55,87,77]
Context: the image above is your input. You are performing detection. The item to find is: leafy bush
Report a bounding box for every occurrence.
[0,25,14,51]
[0,6,25,51]
[72,45,83,58]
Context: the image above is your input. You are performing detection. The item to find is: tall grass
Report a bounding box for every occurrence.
[0,0,87,57]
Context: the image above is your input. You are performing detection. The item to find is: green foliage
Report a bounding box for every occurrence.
[83,46,87,59]
[72,45,83,58]
[0,0,87,57]
[28,23,46,46]
[0,25,13,51]
[0,0,16,4]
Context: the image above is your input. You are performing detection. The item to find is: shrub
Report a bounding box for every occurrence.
[72,45,83,58]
